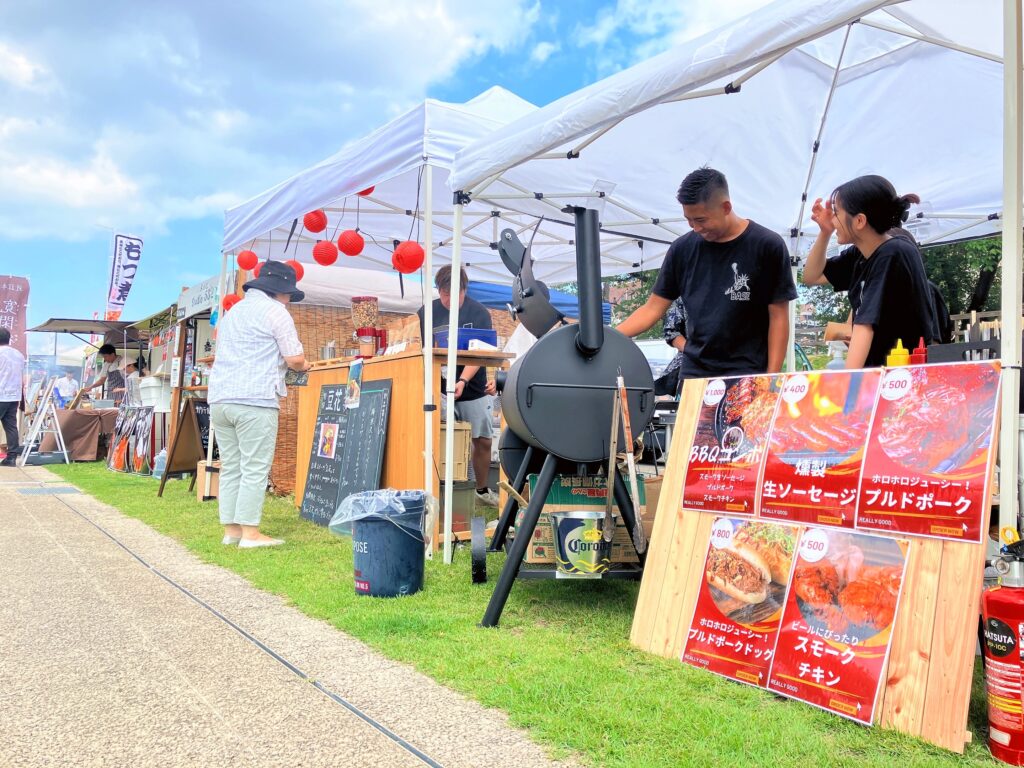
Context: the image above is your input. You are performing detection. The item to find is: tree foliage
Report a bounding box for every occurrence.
[921,237,1001,316]
[798,235,1002,325]
[603,271,663,339]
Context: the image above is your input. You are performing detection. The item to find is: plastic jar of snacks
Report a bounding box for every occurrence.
[351,296,379,329]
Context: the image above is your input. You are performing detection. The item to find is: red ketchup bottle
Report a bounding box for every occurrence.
[910,337,928,365]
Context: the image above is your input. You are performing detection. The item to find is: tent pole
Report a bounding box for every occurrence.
[443,198,465,564]
[790,23,852,373]
[423,163,435,559]
[1000,0,1023,534]
[204,251,229,499]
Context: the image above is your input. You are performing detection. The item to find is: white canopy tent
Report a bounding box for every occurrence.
[448,0,1022,532]
[222,87,686,561]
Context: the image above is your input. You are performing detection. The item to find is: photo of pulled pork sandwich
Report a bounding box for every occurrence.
[705,544,771,605]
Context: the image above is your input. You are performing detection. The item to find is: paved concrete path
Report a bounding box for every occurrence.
[0,465,579,768]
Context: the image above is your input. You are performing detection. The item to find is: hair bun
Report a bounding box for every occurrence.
[895,193,920,225]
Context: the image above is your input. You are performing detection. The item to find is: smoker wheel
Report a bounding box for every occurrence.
[471,516,487,584]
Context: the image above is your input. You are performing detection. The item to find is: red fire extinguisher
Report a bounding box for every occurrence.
[983,529,1024,764]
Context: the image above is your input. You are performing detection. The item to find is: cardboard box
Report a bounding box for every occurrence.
[438,421,471,482]
[196,460,220,502]
[517,474,653,564]
[643,475,662,540]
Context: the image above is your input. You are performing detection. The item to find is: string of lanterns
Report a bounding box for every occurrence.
[227,186,429,312]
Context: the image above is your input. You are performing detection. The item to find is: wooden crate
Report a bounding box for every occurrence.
[438,421,471,482]
[629,378,992,754]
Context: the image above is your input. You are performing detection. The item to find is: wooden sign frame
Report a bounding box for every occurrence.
[157,397,205,497]
[630,377,993,754]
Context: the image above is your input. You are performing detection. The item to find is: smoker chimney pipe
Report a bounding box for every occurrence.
[570,206,604,357]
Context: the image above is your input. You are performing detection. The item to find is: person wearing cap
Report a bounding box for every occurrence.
[113,360,143,405]
[208,261,310,548]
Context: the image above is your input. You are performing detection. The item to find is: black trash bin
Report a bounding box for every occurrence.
[345,490,426,598]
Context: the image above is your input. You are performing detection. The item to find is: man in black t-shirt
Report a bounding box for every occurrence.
[618,167,797,382]
[418,265,498,506]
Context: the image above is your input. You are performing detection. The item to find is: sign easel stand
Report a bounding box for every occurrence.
[157,397,205,497]
[17,377,69,467]
[630,377,994,754]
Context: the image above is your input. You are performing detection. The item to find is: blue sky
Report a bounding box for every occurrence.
[0,0,769,355]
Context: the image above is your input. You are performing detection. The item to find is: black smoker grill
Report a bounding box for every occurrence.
[482,207,654,627]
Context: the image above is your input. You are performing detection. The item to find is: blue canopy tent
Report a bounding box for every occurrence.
[466,281,611,325]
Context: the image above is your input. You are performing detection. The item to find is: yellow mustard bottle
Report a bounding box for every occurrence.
[886,339,910,367]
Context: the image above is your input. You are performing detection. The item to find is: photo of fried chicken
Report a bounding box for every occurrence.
[792,536,905,637]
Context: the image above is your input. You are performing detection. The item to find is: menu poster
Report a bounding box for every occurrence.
[683,518,799,687]
[856,361,1000,543]
[760,371,881,528]
[682,376,781,515]
[767,528,908,725]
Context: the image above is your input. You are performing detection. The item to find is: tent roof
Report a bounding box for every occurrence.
[221,86,673,284]
[450,0,1004,261]
[29,318,139,336]
[128,304,177,333]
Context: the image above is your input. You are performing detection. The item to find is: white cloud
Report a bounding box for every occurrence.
[0,149,137,209]
[575,0,772,72]
[530,41,560,64]
[0,43,49,90]
[0,0,543,242]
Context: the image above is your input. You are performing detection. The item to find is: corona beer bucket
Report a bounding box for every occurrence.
[551,510,612,578]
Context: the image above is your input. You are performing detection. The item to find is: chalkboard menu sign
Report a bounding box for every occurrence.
[300,379,393,526]
[192,398,217,458]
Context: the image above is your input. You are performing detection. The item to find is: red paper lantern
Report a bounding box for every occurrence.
[303,209,328,233]
[357,186,374,196]
[253,260,264,277]
[222,293,242,312]
[392,241,425,274]
[237,250,258,271]
[337,229,364,256]
[313,240,338,266]
[285,259,305,281]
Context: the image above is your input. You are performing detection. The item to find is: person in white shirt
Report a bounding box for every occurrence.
[54,371,79,407]
[83,344,125,401]
[113,360,142,406]
[0,328,27,466]
[208,261,310,548]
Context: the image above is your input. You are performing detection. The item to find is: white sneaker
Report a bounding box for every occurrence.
[238,538,285,549]
[475,488,500,507]
[221,535,241,545]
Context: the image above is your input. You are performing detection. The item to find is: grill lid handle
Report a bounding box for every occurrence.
[497,228,563,338]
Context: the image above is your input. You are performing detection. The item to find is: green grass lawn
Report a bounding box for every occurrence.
[51,463,997,768]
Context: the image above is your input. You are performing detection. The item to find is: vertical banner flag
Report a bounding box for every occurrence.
[105,234,144,321]
[0,275,30,356]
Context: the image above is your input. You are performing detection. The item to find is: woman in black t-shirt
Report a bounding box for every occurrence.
[802,175,937,368]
